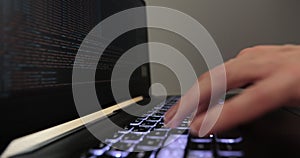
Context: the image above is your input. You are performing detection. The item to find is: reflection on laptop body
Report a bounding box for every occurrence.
[1,0,300,158]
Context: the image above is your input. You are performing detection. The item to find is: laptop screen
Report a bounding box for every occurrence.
[0,0,149,151]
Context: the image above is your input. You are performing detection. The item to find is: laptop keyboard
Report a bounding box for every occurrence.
[82,97,244,158]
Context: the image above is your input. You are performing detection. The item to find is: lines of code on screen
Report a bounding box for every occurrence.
[0,0,121,97]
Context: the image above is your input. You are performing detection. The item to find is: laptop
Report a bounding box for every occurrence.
[1,0,300,158]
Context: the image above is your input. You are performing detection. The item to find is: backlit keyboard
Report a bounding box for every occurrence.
[82,97,244,158]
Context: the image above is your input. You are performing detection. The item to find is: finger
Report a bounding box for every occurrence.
[165,82,202,127]
[164,103,178,123]
[190,72,293,136]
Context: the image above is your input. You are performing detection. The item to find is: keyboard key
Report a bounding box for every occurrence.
[156,147,185,158]
[164,135,188,149]
[216,129,243,144]
[86,142,110,156]
[188,142,213,151]
[138,138,163,147]
[147,131,168,139]
[174,122,189,130]
[157,134,189,158]
[105,133,124,143]
[169,128,189,135]
[127,151,155,158]
[189,135,213,143]
[182,118,190,124]
[187,150,214,158]
[96,142,109,149]
[122,133,144,142]
[124,125,137,130]
[141,120,157,126]
[155,122,164,128]
[158,109,168,113]
[178,122,189,128]
[154,126,171,131]
[130,118,145,125]
[217,143,242,151]
[108,133,124,139]
[217,143,244,158]
[135,146,160,152]
[141,113,151,117]
[217,151,244,158]
[153,112,164,117]
[132,126,152,133]
[161,107,170,111]
[154,106,163,110]
[111,142,134,151]
[157,134,193,158]
[147,116,161,121]
[135,138,163,151]
[105,150,130,157]
[118,128,132,134]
